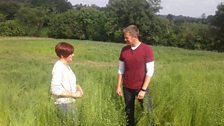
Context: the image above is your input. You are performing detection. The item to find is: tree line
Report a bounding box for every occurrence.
[0,0,223,52]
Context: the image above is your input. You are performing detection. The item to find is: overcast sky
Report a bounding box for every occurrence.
[68,0,223,17]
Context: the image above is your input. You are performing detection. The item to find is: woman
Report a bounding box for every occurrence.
[51,42,83,115]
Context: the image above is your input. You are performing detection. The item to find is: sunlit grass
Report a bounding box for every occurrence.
[0,37,223,126]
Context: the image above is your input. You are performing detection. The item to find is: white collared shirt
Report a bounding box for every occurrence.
[51,60,76,104]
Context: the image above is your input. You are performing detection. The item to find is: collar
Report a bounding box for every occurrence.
[131,42,141,50]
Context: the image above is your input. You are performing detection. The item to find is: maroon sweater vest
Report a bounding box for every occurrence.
[119,43,154,89]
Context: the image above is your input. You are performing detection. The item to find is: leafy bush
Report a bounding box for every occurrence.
[0,20,25,36]
[48,10,80,39]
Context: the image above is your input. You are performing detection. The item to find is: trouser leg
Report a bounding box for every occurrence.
[56,103,77,124]
[143,89,154,126]
[123,87,135,126]
[145,89,152,112]
[137,89,152,112]
[56,103,68,125]
[138,98,144,110]
[57,103,67,116]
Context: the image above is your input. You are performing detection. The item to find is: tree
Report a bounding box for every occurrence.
[211,2,224,51]
[76,7,107,40]
[201,13,206,24]
[206,15,214,24]
[149,16,177,46]
[106,0,161,42]
[48,10,81,39]
[16,6,47,36]
[0,13,5,22]
[0,20,25,36]
[212,3,224,29]
[0,2,20,20]
[167,14,174,21]
[30,0,72,12]
[176,23,213,50]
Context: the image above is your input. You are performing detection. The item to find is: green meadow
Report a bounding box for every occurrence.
[0,37,223,126]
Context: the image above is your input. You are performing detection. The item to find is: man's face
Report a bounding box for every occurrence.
[124,32,135,45]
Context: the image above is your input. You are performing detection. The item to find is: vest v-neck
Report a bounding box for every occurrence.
[131,42,141,50]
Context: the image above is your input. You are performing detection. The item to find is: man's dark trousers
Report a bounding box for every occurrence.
[123,87,152,126]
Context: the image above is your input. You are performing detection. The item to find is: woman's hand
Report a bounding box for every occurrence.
[71,84,84,98]
[76,84,84,96]
[72,91,82,98]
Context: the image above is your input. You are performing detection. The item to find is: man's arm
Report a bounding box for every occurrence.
[116,74,123,96]
[137,61,154,99]
[137,75,151,99]
[116,61,124,96]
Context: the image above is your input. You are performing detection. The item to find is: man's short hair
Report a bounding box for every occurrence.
[123,25,139,37]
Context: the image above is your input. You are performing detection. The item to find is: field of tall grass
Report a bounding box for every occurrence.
[0,37,223,126]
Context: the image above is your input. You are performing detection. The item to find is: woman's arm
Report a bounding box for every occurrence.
[68,85,83,98]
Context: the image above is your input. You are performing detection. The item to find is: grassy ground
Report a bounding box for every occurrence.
[0,37,223,126]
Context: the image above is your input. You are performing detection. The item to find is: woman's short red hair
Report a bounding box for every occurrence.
[55,42,74,58]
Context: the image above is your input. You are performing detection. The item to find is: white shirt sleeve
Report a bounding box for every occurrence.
[51,61,69,96]
[51,64,64,95]
[118,60,125,74]
[118,60,154,77]
[146,61,154,77]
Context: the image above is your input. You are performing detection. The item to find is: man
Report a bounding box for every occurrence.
[116,25,154,126]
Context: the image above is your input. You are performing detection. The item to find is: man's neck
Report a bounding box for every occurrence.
[131,41,141,50]
[131,40,141,47]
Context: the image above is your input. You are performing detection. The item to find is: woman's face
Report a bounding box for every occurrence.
[64,53,74,63]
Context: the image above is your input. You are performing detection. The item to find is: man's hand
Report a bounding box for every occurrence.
[116,86,122,96]
[137,90,146,99]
